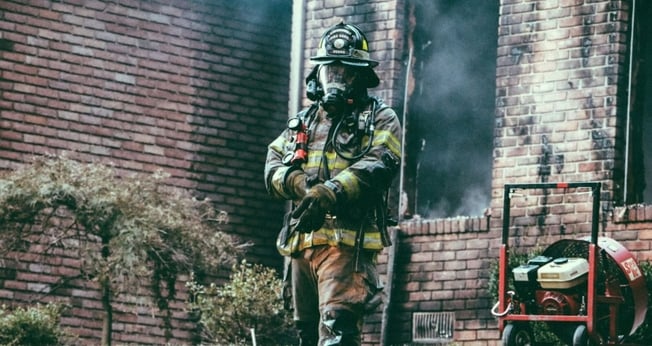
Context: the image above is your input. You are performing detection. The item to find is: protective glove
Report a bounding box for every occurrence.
[285,169,307,200]
[292,182,337,233]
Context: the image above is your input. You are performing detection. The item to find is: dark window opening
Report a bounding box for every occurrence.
[625,0,652,204]
[403,0,498,218]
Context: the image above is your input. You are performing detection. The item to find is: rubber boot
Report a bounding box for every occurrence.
[296,320,318,346]
[321,309,360,346]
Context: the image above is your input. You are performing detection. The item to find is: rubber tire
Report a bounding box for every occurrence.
[572,325,591,346]
[502,323,533,346]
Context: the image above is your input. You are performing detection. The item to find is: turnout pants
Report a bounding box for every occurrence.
[291,244,383,346]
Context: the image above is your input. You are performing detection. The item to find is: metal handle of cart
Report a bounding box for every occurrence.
[502,182,601,246]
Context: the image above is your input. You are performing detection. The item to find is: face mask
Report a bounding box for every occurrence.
[318,64,358,116]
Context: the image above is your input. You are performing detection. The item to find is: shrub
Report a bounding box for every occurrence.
[0,155,242,344]
[187,260,296,345]
[487,250,532,302]
[0,303,76,346]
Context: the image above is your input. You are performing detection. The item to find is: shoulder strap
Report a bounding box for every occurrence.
[370,96,390,115]
[299,103,319,126]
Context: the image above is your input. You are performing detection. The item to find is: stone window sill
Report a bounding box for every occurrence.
[613,205,652,223]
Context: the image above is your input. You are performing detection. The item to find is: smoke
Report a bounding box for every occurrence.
[426,185,491,219]
[407,0,498,218]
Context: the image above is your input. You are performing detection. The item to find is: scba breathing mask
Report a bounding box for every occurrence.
[318,63,360,116]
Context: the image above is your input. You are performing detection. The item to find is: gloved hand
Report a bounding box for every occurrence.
[285,169,307,200]
[292,183,337,233]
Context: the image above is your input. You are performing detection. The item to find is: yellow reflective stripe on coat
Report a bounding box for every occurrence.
[304,150,351,171]
[270,166,292,199]
[268,135,288,153]
[333,170,360,199]
[277,228,383,256]
[373,129,401,157]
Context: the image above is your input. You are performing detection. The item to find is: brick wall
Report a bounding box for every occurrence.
[0,0,292,262]
[491,0,631,248]
[381,1,646,346]
[0,0,291,344]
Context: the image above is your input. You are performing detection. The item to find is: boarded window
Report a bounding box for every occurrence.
[624,0,652,204]
[402,0,498,218]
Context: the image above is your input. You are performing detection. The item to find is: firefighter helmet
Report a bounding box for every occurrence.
[311,22,379,67]
[309,22,380,89]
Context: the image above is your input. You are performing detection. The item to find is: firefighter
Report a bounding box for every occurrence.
[264,22,402,345]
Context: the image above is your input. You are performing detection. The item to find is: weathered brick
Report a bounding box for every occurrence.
[0,0,295,342]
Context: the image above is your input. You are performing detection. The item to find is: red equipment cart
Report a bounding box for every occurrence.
[493,182,648,346]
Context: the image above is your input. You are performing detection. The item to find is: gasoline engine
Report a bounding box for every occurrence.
[513,255,588,317]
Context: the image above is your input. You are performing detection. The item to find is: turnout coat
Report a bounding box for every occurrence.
[264,97,402,256]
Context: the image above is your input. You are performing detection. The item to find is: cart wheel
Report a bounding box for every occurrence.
[502,323,533,346]
[572,325,590,346]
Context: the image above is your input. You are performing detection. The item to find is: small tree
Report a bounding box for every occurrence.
[187,260,296,345]
[0,303,76,346]
[0,155,242,345]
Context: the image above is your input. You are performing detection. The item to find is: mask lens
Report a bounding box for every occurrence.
[318,64,357,88]
[318,64,358,115]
